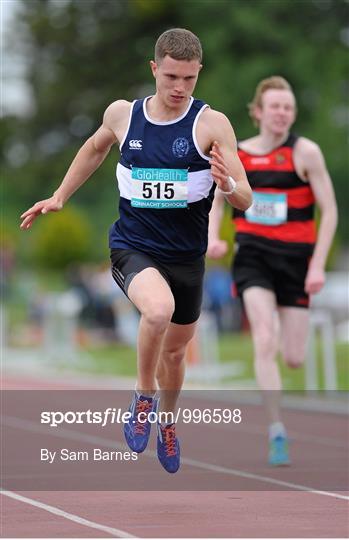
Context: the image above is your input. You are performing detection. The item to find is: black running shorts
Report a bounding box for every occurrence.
[110,249,205,325]
[233,245,310,308]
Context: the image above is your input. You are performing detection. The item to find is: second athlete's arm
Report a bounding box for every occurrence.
[298,138,338,294]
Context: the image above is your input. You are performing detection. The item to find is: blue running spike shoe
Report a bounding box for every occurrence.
[124,393,158,453]
[268,435,290,466]
[157,423,180,473]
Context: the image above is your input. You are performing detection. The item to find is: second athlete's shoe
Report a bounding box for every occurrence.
[157,423,180,473]
[124,392,158,453]
[268,435,290,466]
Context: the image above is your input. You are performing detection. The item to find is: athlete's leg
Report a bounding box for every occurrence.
[278,307,309,368]
[276,252,310,367]
[243,287,282,424]
[127,268,175,394]
[243,287,280,390]
[153,254,203,410]
[156,321,197,413]
[155,321,196,474]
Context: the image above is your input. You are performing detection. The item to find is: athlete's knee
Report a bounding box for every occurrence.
[253,326,276,356]
[143,301,174,332]
[162,347,186,368]
[282,346,306,369]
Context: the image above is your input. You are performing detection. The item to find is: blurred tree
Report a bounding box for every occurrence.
[32,206,92,269]
[2,0,348,263]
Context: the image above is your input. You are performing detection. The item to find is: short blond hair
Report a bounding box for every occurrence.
[248,76,296,127]
[155,28,202,64]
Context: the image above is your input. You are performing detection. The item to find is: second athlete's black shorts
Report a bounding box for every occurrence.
[110,248,205,325]
[233,245,310,308]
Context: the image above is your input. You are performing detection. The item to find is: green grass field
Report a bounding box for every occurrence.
[81,333,348,391]
[5,270,348,391]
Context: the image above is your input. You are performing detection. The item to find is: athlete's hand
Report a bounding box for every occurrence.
[209,141,231,191]
[207,239,228,259]
[305,265,326,295]
[20,195,64,230]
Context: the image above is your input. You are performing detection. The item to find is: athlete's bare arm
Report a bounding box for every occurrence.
[295,137,338,294]
[202,109,252,211]
[202,110,252,258]
[20,100,131,229]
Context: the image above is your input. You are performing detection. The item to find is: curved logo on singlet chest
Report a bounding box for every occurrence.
[172,137,190,158]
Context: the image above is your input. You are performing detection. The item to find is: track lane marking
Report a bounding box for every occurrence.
[3,415,348,501]
[1,489,136,538]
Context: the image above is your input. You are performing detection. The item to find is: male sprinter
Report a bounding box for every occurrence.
[207,76,337,465]
[20,28,252,473]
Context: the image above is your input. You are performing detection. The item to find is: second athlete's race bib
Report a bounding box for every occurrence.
[131,167,188,209]
[245,192,287,225]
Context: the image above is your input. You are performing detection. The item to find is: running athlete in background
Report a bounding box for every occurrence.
[20,28,252,473]
[207,76,337,466]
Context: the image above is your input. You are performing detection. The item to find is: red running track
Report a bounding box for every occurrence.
[1,372,348,538]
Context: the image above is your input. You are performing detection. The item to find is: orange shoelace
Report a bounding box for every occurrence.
[163,425,177,457]
[134,399,152,435]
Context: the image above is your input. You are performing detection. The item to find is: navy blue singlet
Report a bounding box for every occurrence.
[109,96,215,263]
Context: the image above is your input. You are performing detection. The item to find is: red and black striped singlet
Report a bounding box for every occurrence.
[235,133,316,256]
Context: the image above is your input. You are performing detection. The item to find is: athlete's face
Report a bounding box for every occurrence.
[150,55,202,109]
[255,89,296,135]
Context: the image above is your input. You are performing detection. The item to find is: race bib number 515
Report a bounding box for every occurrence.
[131,167,188,209]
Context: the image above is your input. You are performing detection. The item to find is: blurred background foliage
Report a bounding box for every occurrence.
[31,206,92,269]
[2,0,348,269]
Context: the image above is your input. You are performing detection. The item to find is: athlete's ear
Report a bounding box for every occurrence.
[254,105,262,123]
[150,60,157,78]
[199,64,203,72]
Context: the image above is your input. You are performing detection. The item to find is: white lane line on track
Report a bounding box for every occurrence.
[0,489,137,538]
[180,458,349,501]
[3,415,349,501]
